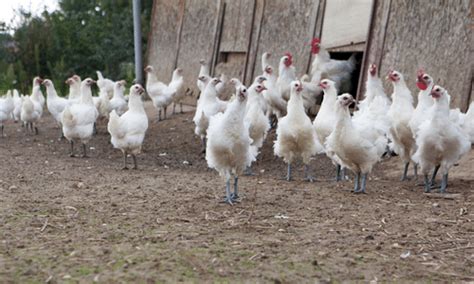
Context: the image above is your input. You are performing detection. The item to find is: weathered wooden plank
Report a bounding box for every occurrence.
[213,0,255,83]
[244,0,266,84]
[379,0,471,109]
[358,0,392,100]
[219,0,255,52]
[251,0,321,80]
[176,0,221,102]
[146,0,183,82]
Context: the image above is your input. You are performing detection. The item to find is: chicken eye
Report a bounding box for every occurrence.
[243,89,247,93]
[423,76,429,80]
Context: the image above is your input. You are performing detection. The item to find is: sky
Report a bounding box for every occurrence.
[0,0,59,27]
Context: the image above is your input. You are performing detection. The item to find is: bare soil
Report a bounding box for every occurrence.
[0,102,473,283]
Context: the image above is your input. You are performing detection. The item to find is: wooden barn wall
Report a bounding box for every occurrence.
[176,0,222,99]
[146,0,184,83]
[213,0,255,89]
[362,0,472,110]
[247,0,321,83]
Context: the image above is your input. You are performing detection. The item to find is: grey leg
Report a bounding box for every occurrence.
[413,163,418,180]
[430,165,440,187]
[353,172,360,192]
[180,102,183,113]
[201,137,207,154]
[34,124,38,135]
[69,141,75,157]
[358,173,368,194]
[93,123,97,135]
[132,154,138,170]
[163,106,167,120]
[158,109,162,121]
[82,143,88,158]
[336,164,342,181]
[222,177,233,205]
[285,163,292,181]
[1,124,4,137]
[173,103,176,114]
[231,176,239,201]
[122,151,128,170]
[401,162,409,181]
[440,173,448,193]
[423,174,430,193]
[304,164,314,182]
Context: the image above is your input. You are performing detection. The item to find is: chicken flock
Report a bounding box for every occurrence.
[0,38,472,205]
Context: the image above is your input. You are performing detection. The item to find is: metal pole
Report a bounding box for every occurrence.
[133,0,143,85]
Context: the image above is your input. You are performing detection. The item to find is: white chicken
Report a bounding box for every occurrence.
[108,84,149,170]
[387,70,416,181]
[0,90,14,136]
[274,80,318,181]
[30,76,45,108]
[412,85,470,193]
[408,70,434,138]
[21,77,44,135]
[276,53,297,101]
[96,71,115,98]
[61,78,99,157]
[197,59,211,92]
[326,94,387,193]
[300,78,322,116]
[310,38,356,94]
[244,80,270,173]
[93,88,111,122]
[193,77,228,153]
[66,75,82,102]
[352,64,391,137]
[43,79,69,137]
[206,85,255,204]
[461,101,474,143]
[313,79,343,180]
[144,65,184,121]
[262,64,287,121]
[12,89,22,122]
[109,80,128,116]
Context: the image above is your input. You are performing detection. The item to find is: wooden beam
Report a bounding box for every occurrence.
[173,0,186,70]
[242,0,257,83]
[210,0,226,77]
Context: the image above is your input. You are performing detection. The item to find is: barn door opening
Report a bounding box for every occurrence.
[327,51,364,96]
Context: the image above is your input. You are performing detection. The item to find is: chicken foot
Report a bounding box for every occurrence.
[81,143,88,158]
[122,151,129,170]
[353,172,367,194]
[69,141,75,157]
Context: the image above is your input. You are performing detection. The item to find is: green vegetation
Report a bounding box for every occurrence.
[0,0,153,95]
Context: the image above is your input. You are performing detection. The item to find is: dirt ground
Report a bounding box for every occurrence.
[0,102,473,283]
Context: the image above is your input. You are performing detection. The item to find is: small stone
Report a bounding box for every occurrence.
[365,235,375,241]
[9,185,18,191]
[311,260,318,266]
[63,274,71,279]
[432,203,439,208]
[182,160,190,165]
[400,251,411,259]
[72,182,85,189]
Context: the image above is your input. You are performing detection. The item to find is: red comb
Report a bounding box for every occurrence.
[284,52,293,66]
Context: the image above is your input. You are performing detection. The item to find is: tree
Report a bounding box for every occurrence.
[0,0,153,95]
